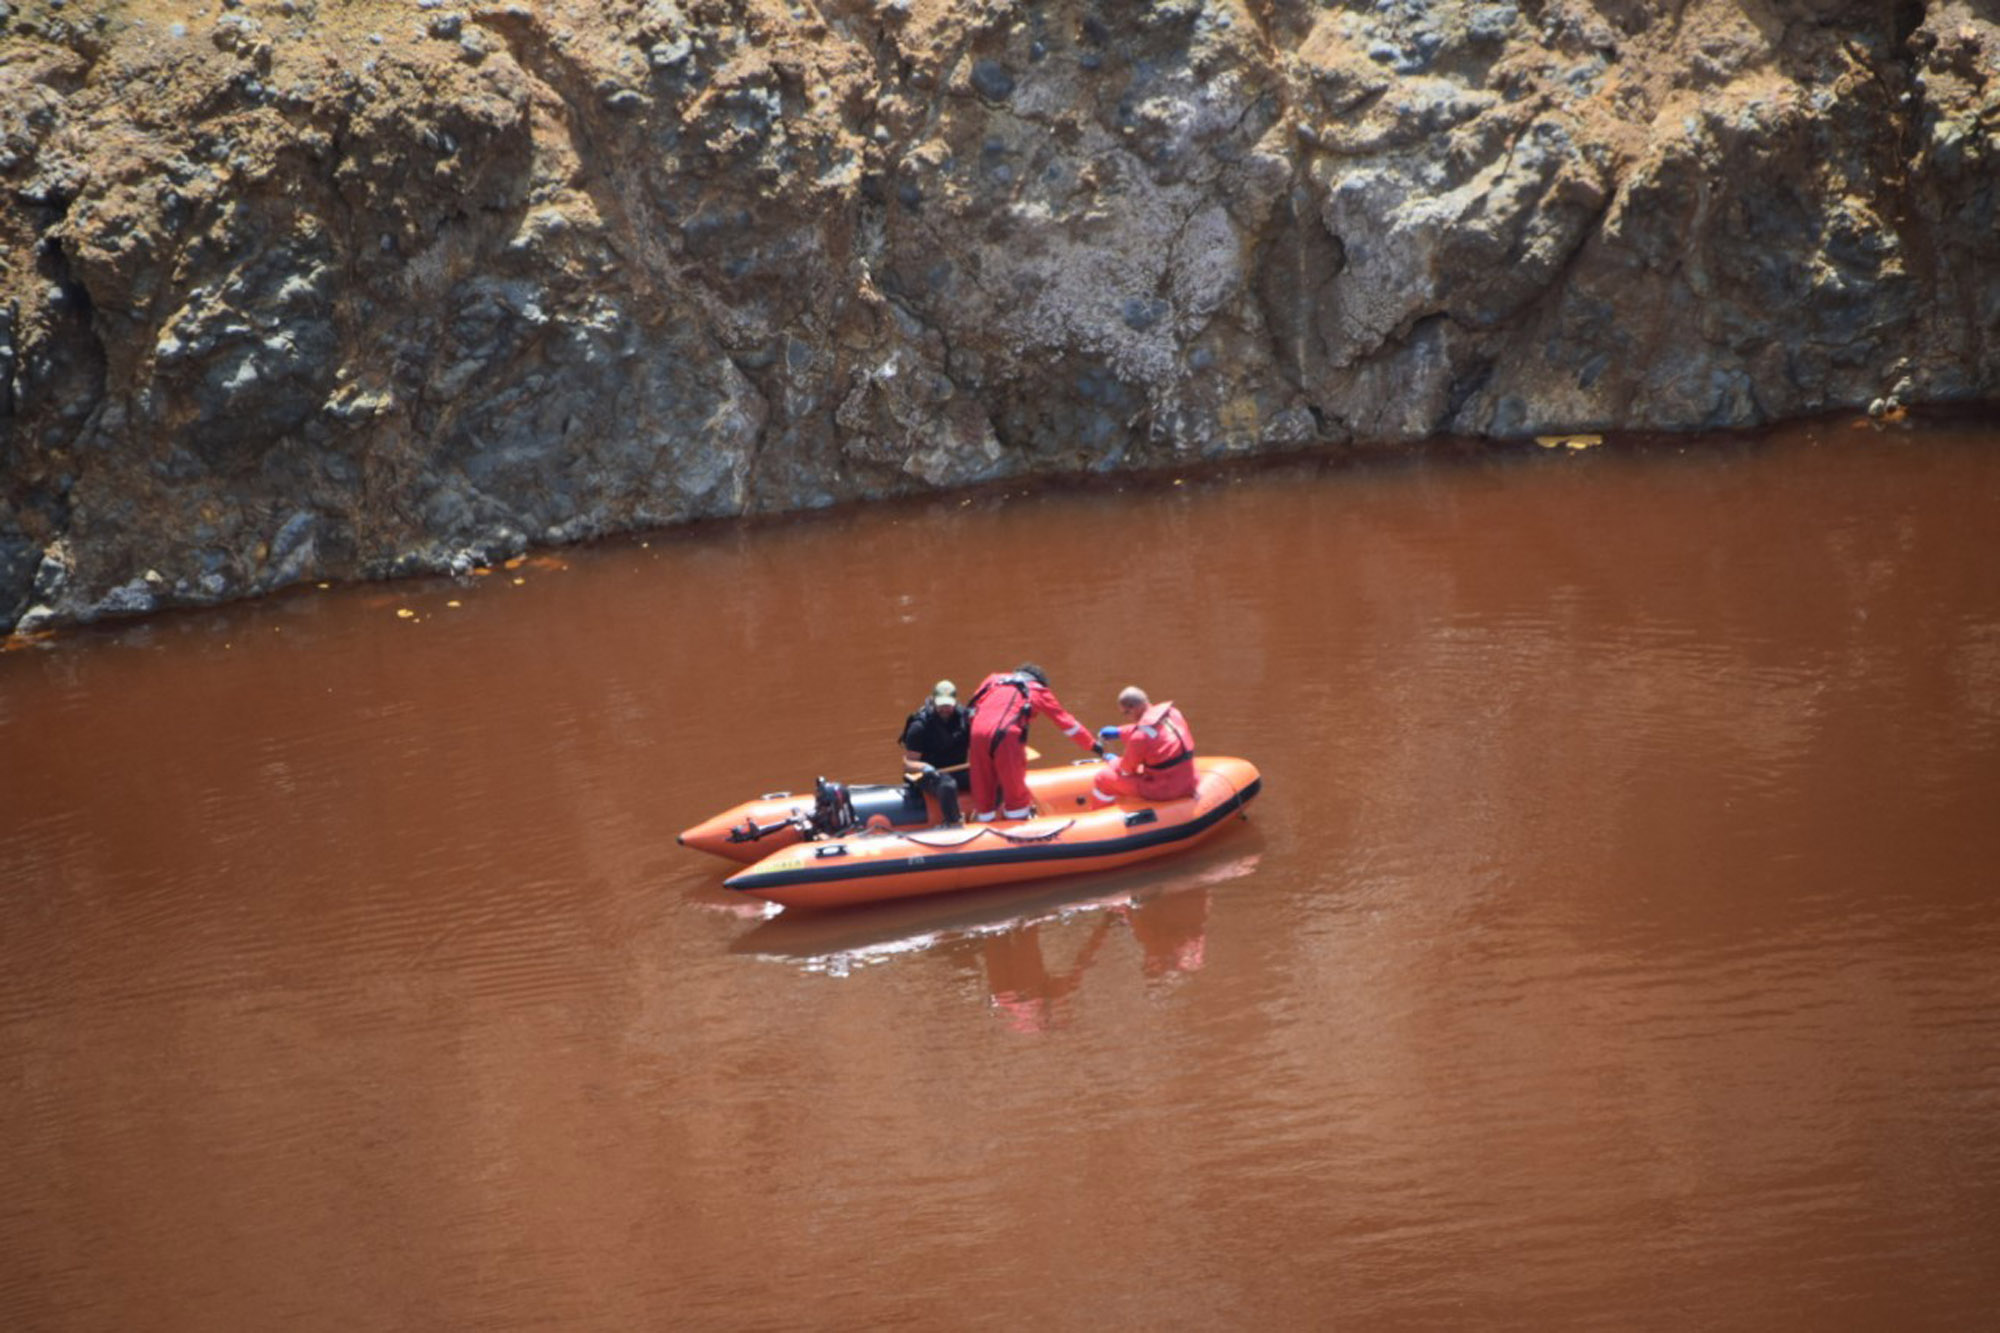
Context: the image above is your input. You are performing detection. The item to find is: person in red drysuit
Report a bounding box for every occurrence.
[966,663,1102,820]
[1090,685,1197,804]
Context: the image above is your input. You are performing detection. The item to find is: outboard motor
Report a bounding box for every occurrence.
[811,776,856,838]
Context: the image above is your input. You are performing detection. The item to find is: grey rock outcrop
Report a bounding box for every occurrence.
[1,0,1995,632]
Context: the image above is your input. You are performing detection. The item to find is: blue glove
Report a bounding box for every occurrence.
[1097,725,1121,741]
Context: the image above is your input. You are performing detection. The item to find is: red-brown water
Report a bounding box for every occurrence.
[4,418,1998,1329]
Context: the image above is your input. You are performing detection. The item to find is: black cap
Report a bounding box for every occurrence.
[1017,662,1049,687]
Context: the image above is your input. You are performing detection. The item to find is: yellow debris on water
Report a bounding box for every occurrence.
[396,608,416,619]
[512,577,526,586]
[1536,433,1604,450]
[447,600,462,608]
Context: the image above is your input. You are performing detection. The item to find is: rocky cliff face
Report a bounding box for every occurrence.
[2,0,1995,632]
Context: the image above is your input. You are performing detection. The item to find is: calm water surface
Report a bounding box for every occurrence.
[3,419,1998,1329]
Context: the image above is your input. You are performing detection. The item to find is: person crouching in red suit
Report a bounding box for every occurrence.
[967,663,1102,821]
[1090,686,1196,804]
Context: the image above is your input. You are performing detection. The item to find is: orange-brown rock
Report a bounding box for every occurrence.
[2,0,1995,629]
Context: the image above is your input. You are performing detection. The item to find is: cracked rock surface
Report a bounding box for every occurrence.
[2,0,1995,631]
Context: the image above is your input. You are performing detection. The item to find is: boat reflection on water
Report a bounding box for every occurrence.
[730,830,1264,1027]
[977,879,1220,1032]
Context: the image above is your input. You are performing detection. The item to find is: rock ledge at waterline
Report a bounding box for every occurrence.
[2,0,1995,632]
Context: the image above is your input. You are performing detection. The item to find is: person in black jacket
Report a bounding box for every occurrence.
[901,679,969,826]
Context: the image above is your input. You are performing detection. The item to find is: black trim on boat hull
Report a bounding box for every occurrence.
[728,777,1262,893]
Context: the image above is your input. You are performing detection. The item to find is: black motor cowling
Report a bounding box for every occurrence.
[811,777,856,837]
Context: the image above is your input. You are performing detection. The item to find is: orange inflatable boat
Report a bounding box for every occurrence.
[682,756,1262,911]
